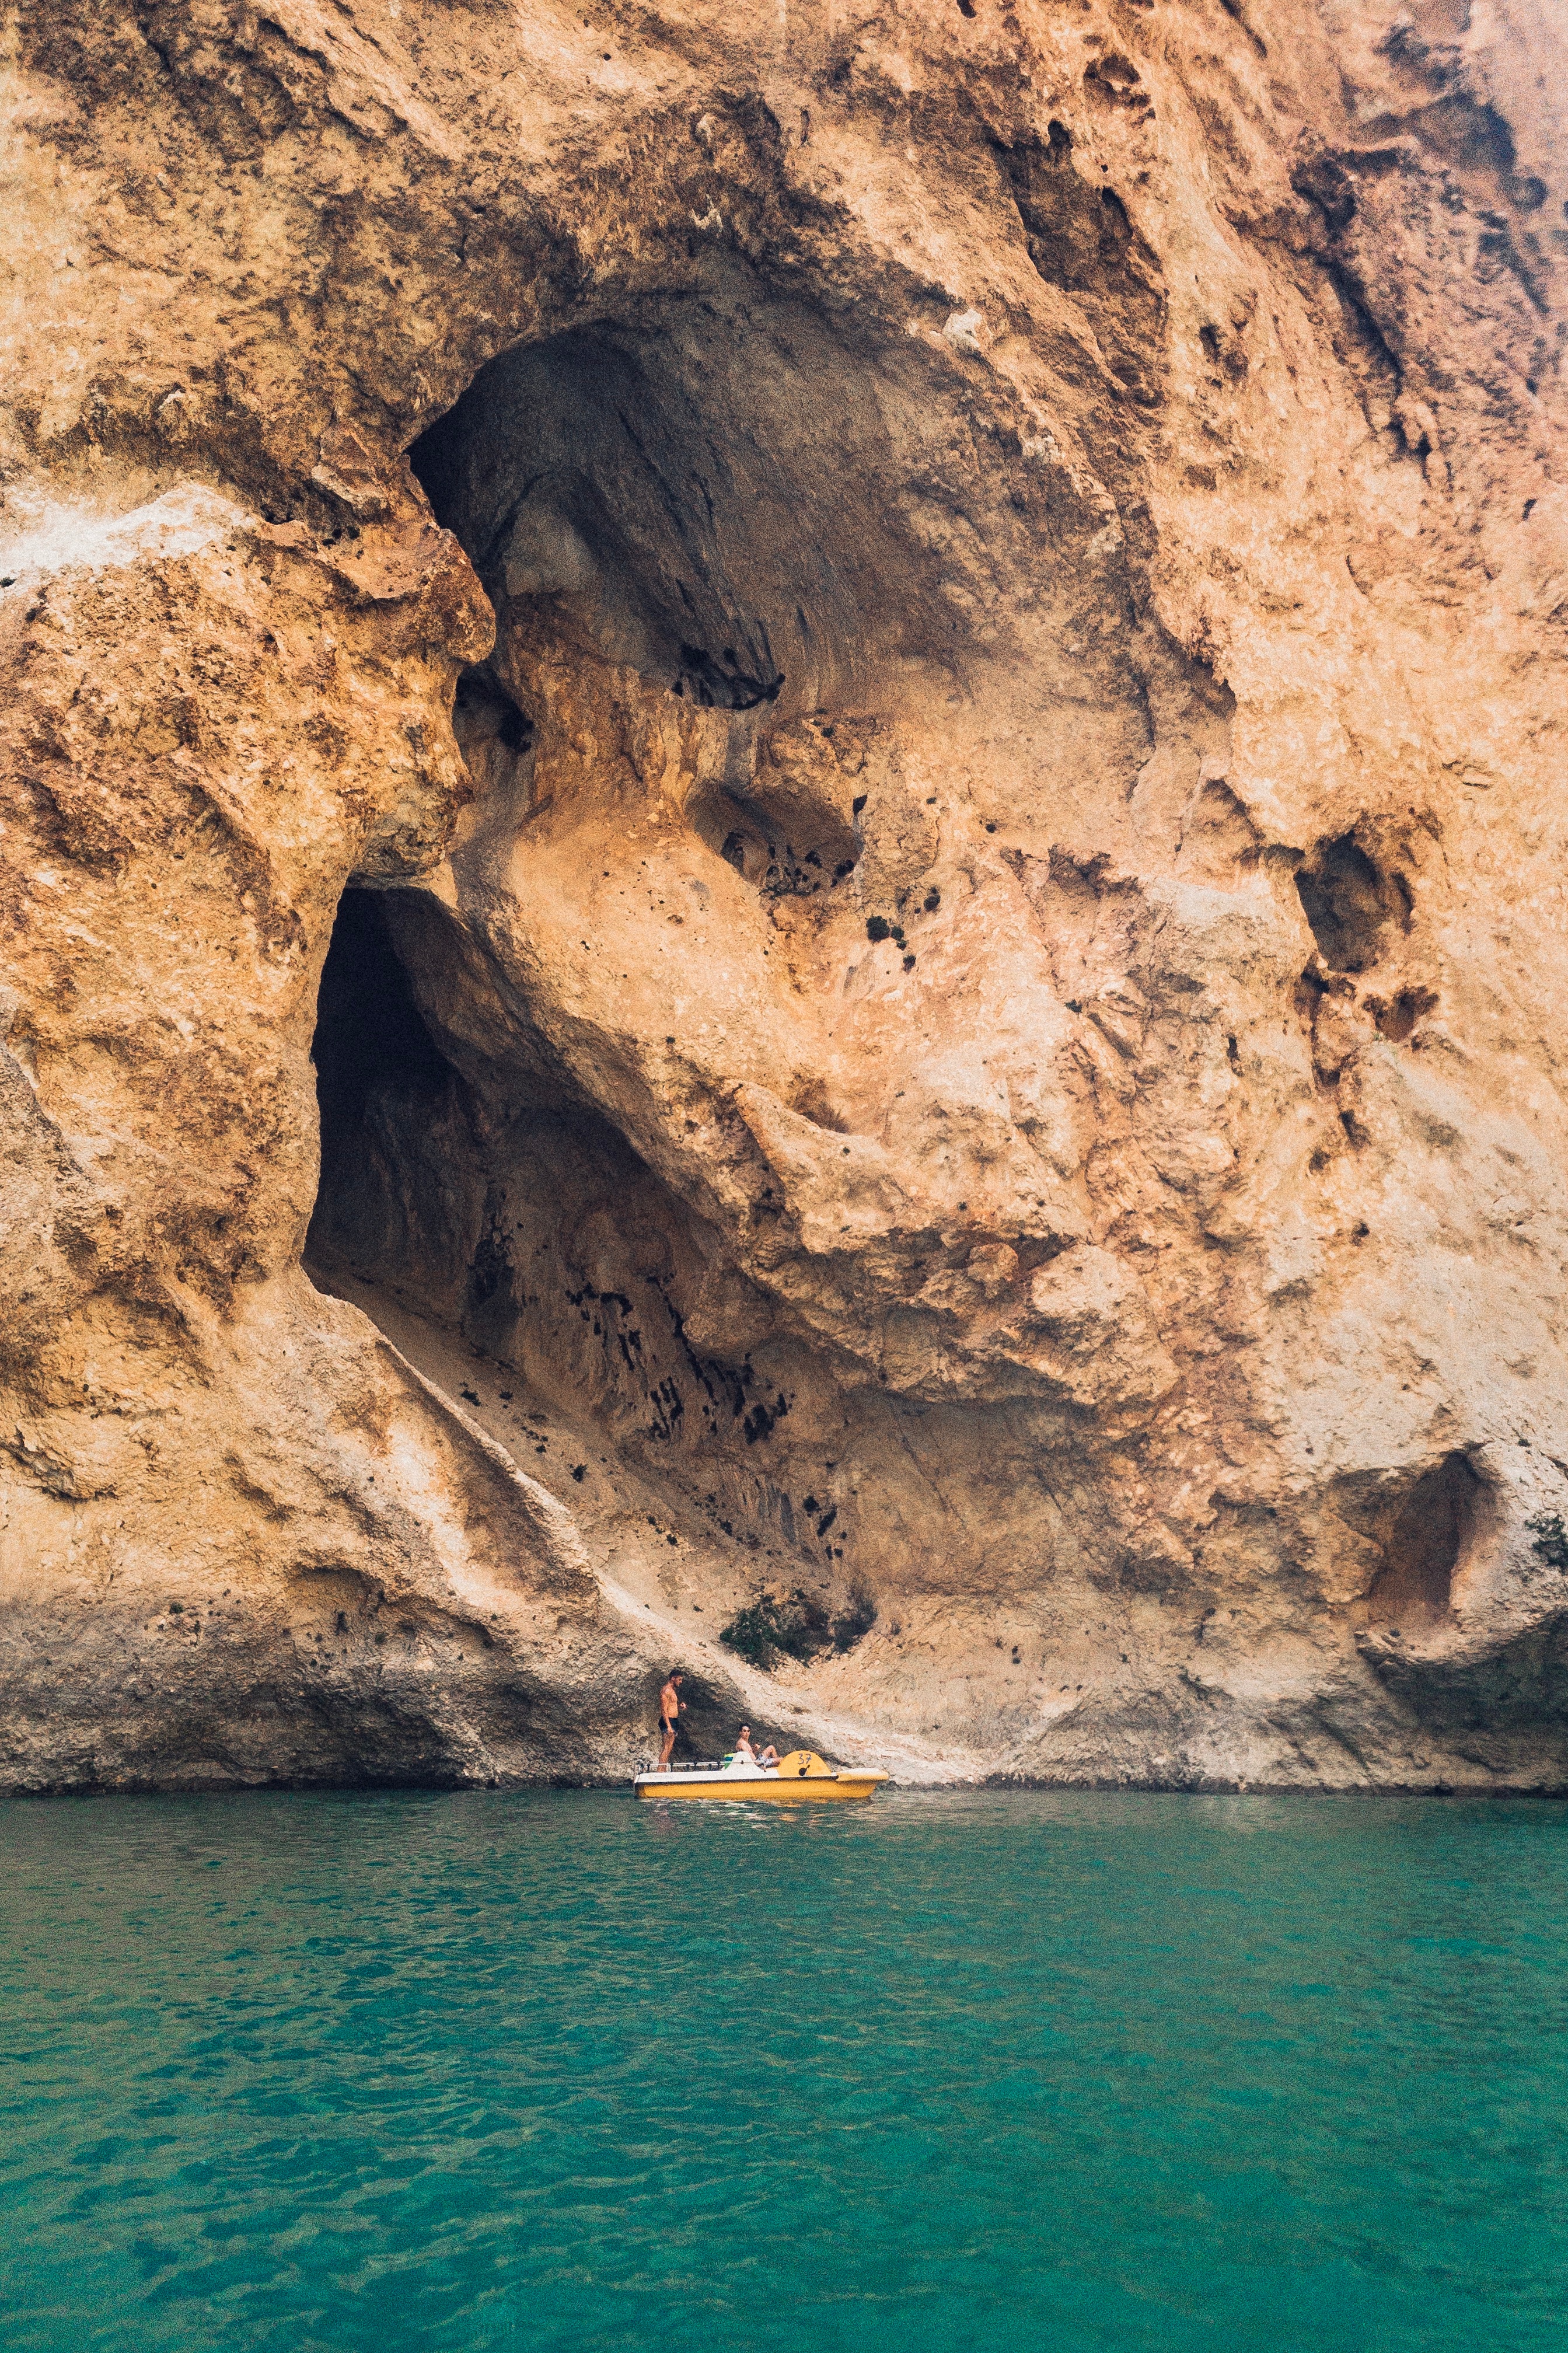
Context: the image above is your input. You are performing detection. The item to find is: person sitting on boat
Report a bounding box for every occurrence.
[721,1726,769,1775]
[727,1728,779,1773]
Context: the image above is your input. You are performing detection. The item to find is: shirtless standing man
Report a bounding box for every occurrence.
[657,1671,685,1767]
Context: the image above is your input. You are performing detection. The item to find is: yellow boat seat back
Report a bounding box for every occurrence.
[776,1750,833,1779]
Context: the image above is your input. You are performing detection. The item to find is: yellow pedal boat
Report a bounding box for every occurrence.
[633,1748,889,1803]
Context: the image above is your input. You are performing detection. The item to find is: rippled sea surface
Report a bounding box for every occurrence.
[4,1790,1568,2351]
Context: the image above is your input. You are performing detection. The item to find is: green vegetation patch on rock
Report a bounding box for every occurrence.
[720,1583,876,1670]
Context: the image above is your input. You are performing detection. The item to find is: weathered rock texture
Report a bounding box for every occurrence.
[4,0,1568,1789]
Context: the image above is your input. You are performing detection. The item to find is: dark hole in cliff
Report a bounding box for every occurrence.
[303,885,747,1450]
[408,295,917,720]
[1365,1454,1481,1624]
[1291,149,1357,238]
[454,665,530,755]
[1370,986,1438,1043]
[306,889,456,1278]
[408,296,924,895]
[1295,834,1408,972]
[306,886,649,1346]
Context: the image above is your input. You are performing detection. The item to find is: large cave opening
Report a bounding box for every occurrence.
[302,869,858,1617]
[305,888,464,1293]
[407,295,926,722]
[305,270,1144,1633]
[283,215,1263,1752]
[300,285,944,1656]
[309,291,896,1377]
[305,878,676,1418]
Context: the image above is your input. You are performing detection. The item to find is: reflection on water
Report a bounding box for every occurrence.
[3,1789,1567,2351]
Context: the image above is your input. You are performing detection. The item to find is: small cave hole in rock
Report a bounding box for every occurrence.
[454,665,531,755]
[1366,1453,1482,1624]
[1370,986,1438,1043]
[1295,835,1409,973]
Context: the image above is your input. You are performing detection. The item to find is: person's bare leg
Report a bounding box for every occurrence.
[659,1723,675,1768]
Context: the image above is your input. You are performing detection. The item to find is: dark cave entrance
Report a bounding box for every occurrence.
[298,293,926,1604]
[305,888,456,1283]
[1366,1454,1483,1625]
[304,881,670,1385]
[404,295,927,727]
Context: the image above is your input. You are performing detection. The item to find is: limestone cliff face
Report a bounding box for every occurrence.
[4,0,1568,1790]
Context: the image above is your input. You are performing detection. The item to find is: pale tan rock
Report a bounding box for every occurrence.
[3,0,1568,1790]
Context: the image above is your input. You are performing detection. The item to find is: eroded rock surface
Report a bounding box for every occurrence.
[4,0,1568,1789]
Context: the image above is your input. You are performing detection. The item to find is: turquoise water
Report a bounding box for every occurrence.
[2,1792,1566,2351]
